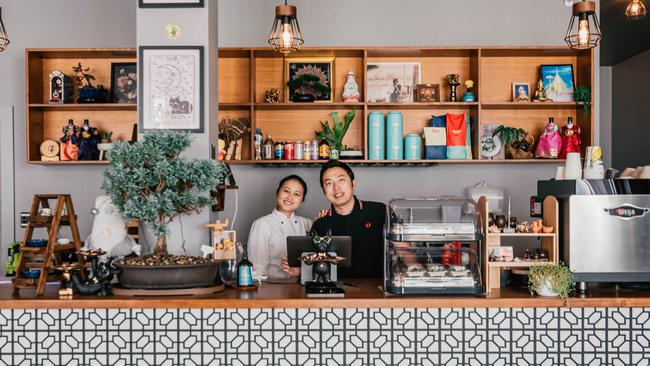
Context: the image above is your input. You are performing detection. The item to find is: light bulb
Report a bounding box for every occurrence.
[280,22,293,48]
[577,19,590,46]
[626,0,647,19]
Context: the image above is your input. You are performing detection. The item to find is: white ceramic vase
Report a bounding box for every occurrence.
[535,279,560,297]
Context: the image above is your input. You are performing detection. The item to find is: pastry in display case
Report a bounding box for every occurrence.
[384,197,484,295]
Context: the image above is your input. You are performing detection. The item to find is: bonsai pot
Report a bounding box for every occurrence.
[534,279,559,297]
[78,86,107,103]
[292,93,316,103]
[114,261,220,289]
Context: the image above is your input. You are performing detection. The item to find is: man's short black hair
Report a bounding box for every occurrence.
[319,160,355,189]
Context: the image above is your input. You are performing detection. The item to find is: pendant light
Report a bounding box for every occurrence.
[564,0,602,50]
[625,0,647,19]
[268,0,303,54]
[0,7,9,52]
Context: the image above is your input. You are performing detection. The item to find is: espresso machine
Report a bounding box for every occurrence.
[537,179,650,290]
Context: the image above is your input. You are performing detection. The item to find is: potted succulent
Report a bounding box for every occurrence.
[97,131,113,161]
[528,263,574,300]
[287,74,331,102]
[103,130,224,289]
[315,111,356,159]
[73,62,106,103]
[493,125,535,159]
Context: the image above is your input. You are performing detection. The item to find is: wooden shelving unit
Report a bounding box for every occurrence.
[478,195,559,293]
[25,48,137,165]
[218,46,594,165]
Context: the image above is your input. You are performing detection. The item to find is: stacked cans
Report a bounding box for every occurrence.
[273,140,319,160]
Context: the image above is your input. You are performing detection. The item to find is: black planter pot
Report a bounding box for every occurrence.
[114,261,221,289]
[292,93,316,102]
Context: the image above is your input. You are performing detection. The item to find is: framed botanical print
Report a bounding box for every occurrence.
[139,0,204,8]
[110,62,137,104]
[284,57,334,102]
[139,46,204,133]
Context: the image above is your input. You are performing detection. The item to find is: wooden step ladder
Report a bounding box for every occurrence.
[12,194,85,296]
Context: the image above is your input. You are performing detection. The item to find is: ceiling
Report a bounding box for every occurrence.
[600,0,650,66]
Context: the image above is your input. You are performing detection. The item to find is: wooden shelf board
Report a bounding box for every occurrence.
[225,159,566,165]
[218,103,251,109]
[253,102,365,110]
[29,103,137,111]
[27,48,136,59]
[487,261,552,268]
[28,160,109,165]
[367,102,478,108]
[481,102,584,109]
[488,233,556,237]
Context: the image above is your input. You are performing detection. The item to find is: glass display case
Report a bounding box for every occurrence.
[384,197,484,295]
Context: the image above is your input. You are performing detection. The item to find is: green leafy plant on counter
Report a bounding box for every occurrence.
[528,262,574,300]
[575,85,591,117]
[315,111,356,151]
[492,125,526,146]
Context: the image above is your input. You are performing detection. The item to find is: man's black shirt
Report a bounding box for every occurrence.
[311,197,386,278]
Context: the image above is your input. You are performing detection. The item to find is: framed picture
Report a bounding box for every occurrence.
[284,57,334,102]
[512,82,530,102]
[480,124,505,160]
[139,0,204,8]
[415,84,440,102]
[540,64,575,102]
[110,62,137,104]
[367,62,421,103]
[139,46,204,132]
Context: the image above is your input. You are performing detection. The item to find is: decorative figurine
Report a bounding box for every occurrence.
[462,79,476,102]
[535,117,562,159]
[60,119,79,161]
[85,196,141,258]
[299,233,346,296]
[77,119,100,160]
[447,74,461,102]
[264,89,280,103]
[531,219,543,234]
[72,62,106,103]
[39,140,60,161]
[71,250,117,296]
[52,263,83,298]
[559,117,581,159]
[342,71,361,103]
[533,78,548,102]
[49,70,73,104]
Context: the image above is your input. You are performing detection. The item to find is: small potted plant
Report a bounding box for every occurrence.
[287,74,331,102]
[462,79,476,102]
[97,131,113,161]
[528,263,574,300]
[73,62,106,103]
[315,111,356,159]
[575,85,591,117]
[493,125,534,159]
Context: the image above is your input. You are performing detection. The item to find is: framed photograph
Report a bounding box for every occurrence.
[367,62,421,103]
[540,64,575,102]
[415,84,440,102]
[512,82,530,102]
[139,0,204,8]
[139,46,204,132]
[110,62,137,104]
[284,57,334,102]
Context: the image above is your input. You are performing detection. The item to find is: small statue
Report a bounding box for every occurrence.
[60,119,79,161]
[342,71,361,103]
[77,119,100,160]
[264,89,280,103]
[559,117,582,159]
[533,78,548,102]
[447,74,460,102]
[86,196,141,258]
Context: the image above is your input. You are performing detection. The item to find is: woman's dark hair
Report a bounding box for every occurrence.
[319,160,355,189]
[276,175,307,201]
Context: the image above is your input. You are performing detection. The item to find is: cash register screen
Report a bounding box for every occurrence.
[286,236,352,268]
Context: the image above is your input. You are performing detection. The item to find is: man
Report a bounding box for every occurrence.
[310,160,386,278]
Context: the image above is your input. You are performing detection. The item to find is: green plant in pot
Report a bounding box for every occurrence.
[72,62,106,103]
[103,130,224,289]
[315,111,356,159]
[287,74,331,102]
[575,85,591,118]
[528,262,574,300]
[492,125,534,159]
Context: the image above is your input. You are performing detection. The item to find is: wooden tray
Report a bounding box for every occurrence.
[112,284,225,296]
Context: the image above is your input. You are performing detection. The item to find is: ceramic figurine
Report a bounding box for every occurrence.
[264,89,280,103]
[533,78,548,102]
[77,119,100,160]
[342,71,361,103]
[559,117,581,159]
[60,119,79,161]
[535,117,562,159]
[531,219,543,234]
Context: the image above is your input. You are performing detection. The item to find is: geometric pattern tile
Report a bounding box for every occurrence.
[0,307,648,366]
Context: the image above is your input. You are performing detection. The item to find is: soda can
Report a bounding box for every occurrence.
[283,140,294,160]
[310,140,320,160]
[294,140,304,160]
[274,141,284,160]
[303,140,311,161]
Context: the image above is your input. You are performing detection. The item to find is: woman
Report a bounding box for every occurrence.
[248,175,312,278]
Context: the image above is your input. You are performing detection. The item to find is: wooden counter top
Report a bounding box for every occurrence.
[2,280,650,309]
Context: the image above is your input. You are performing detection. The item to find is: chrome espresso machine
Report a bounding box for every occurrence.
[537,179,650,290]
[384,197,484,295]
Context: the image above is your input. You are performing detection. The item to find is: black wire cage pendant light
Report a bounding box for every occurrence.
[268,0,304,54]
[0,7,9,52]
[625,0,647,20]
[564,0,602,49]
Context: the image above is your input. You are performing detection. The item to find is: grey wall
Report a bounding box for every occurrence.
[600,66,612,167]
[217,0,601,246]
[612,49,650,170]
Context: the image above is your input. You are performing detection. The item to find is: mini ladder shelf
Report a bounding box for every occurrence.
[12,194,85,296]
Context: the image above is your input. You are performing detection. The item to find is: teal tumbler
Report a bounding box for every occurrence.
[386,111,403,160]
[404,133,422,160]
[368,111,385,160]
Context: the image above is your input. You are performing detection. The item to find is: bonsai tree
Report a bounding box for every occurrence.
[315,111,356,152]
[103,130,224,258]
[287,74,331,99]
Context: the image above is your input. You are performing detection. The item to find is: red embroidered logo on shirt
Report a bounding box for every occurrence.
[365,222,372,229]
